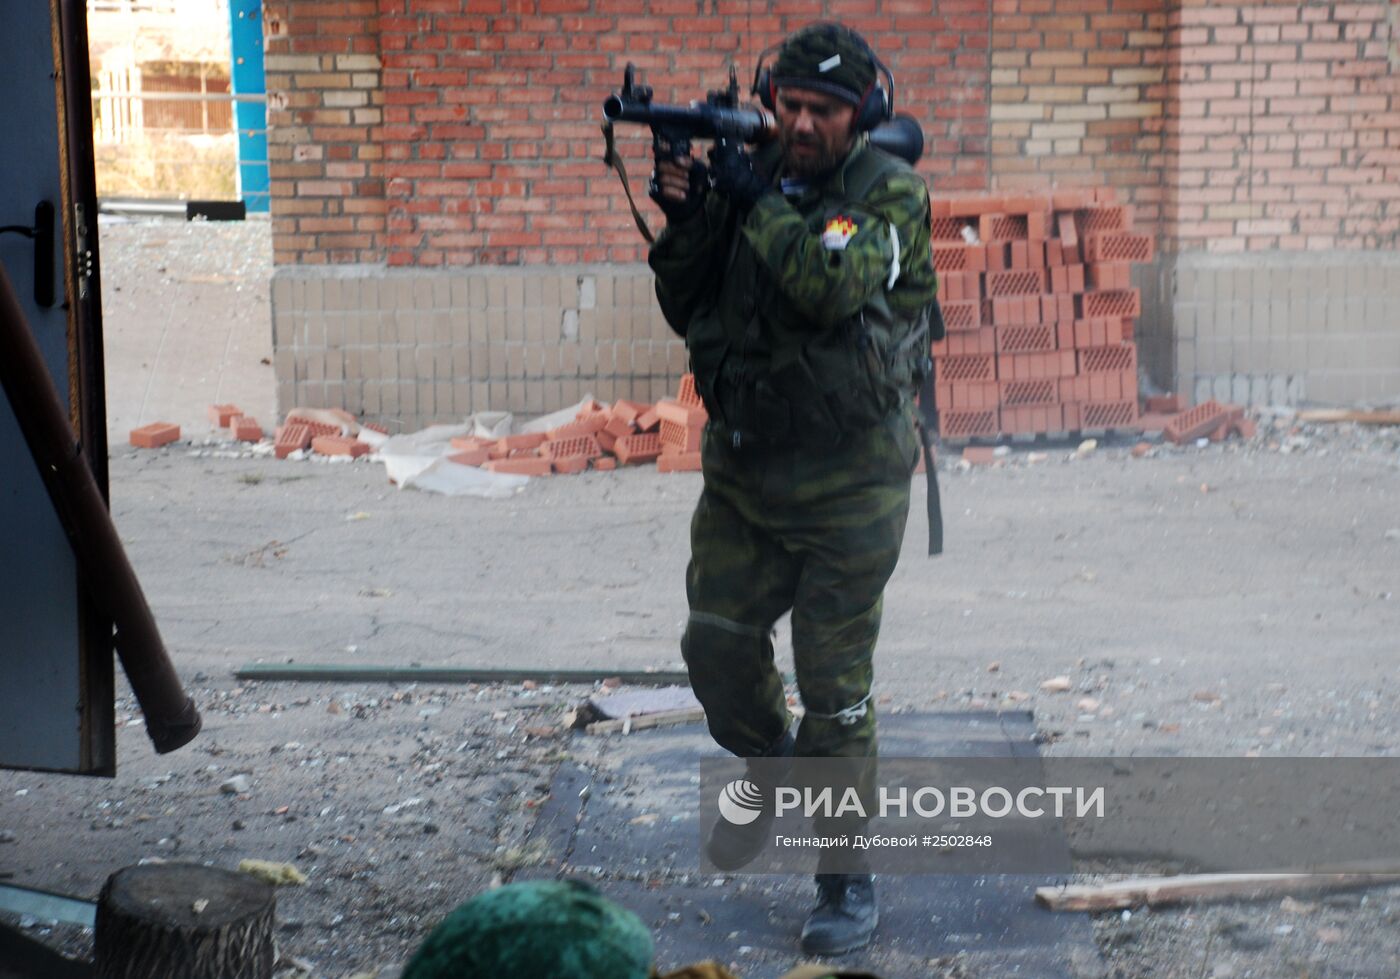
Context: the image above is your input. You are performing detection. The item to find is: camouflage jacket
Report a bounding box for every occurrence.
[649,136,939,445]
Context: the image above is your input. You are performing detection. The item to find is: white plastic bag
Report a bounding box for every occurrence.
[376,424,526,498]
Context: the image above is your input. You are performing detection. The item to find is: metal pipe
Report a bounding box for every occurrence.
[89,90,268,103]
[0,268,200,754]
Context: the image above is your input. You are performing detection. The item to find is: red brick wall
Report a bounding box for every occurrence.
[1163,0,1400,252]
[988,0,1170,238]
[263,2,386,265]
[266,1,1400,267]
[265,0,991,267]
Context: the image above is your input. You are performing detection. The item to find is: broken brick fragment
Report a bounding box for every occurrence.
[489,433,548,460]
[541,434,602,460]
[655,398,707,428]
[312,435,368,457]
[677,373,702,408]
[603,414,634,441]
[614,432,662,465]
[230,416,263,442]
[1162,401,1243,444]
[485,457,552,476]
[275,423,311,459]
[130,422,180,449]
[447,447,489,466]
[610,399,648,426]
[1144,394,1184,414]
[660,420,703,453]
[657,451,702,473]
[551,456,590,475]
[298,420,341,440]
[207,404,241,428]
[546,414,607,440]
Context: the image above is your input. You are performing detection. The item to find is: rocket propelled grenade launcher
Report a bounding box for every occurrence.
[600,63,925,244]
[602,63,778,147]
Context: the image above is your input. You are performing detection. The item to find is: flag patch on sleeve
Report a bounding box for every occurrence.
[822,215,858,251]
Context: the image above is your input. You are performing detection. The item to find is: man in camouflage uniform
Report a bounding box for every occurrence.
[648,22,938,955]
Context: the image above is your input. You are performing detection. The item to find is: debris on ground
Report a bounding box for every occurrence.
[237,859,307,887]
[129,421,180,448]
[585,685,701,721]
[572,685,706,735]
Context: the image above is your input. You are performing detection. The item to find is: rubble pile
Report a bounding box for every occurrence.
[129,376,710,479]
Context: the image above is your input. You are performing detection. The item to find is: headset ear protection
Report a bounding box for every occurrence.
[750,26,895,134]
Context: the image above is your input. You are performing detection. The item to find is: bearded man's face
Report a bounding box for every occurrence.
[775,86,858,178]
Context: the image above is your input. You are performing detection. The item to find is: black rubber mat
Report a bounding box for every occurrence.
[517,712,1099,978]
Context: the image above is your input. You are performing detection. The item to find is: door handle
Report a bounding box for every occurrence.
[0,201,56,308]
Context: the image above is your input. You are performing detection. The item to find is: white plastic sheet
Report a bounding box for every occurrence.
[371,398,600,497]
[377,423,526,498]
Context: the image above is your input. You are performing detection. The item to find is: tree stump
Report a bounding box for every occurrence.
[94,863,275,979]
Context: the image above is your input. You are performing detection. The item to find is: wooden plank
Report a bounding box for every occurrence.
[1296,409,1400,425]
[235,663,691,686]
[1035,864,1400,912]
[585,707,706,735]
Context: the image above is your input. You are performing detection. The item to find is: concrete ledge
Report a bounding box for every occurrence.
[269,264,686,430]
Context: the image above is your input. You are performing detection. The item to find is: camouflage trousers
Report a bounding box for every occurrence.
[681,406,918,851]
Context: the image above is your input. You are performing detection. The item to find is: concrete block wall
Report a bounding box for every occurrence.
[1169,251,1400,406]
[269,267,686,430]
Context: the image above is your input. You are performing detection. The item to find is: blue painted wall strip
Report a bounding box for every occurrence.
[228,0,268,212]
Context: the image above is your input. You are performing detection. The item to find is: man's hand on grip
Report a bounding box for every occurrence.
[708,140,771,211]
[650,134,709,223]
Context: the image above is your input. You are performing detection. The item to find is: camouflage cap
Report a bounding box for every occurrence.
[772,22,878,106]
[400,880,655,979]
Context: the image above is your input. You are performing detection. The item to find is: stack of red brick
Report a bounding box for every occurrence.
[443,374,707,477]
[929,189,1152,441]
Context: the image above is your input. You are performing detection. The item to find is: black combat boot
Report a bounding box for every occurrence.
[704,729,795,871]
[800,873,878,955]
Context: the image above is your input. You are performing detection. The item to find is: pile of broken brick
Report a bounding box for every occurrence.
[129,375,709,476]
[446,374,706,476]
[1154,397,1256,443]
[130,379,1254,473]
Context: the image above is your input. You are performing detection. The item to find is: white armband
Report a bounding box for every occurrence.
[886,222,901,290]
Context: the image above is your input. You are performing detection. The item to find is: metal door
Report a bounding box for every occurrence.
[1,0,115,774]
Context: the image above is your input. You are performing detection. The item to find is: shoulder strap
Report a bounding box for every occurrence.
[841,140,904,203]
[601,121,656,244]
